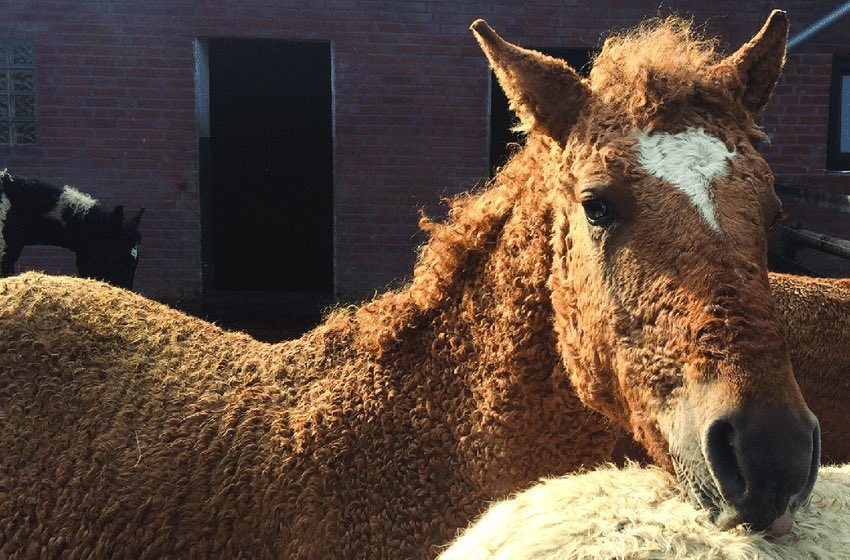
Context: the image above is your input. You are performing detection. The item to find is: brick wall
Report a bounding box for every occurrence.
[759,4,850,276]
[0,0,847,307]
[0,1,201,305]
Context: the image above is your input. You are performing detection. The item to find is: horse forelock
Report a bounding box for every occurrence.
[588,18,756,137]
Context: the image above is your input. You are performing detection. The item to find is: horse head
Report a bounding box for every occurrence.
[75,205,144,290]
[473,11,818,535]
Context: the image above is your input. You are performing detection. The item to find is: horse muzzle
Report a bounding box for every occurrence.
[702,405,821,535]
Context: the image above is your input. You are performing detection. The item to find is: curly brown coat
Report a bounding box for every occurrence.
[0,173,614,557]
[0,11,833,559]
[0,130,617,558]
[770,273,850,465]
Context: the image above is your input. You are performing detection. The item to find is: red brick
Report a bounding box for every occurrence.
[0,0,847,304]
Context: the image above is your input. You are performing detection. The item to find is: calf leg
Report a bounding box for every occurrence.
[1,243,22,276]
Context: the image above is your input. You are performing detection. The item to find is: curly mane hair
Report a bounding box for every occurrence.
[590,17,769,138]
[348,138,550,353]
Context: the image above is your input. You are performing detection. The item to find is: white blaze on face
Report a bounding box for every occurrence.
[636,128,736,232]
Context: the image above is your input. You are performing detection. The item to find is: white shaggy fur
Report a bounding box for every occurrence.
[438,463,850,560]
[45,185,97,224]
[637,128,735,232]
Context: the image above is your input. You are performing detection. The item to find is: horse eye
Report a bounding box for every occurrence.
[581,198,614,226]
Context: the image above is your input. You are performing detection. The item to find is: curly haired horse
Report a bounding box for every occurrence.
[0,170,143,288]
[0,12,822,559]
[771,273,850,465]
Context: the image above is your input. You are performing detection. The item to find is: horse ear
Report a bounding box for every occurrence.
[719,10,788,116]
[110,205,125,227]
[471,19,589,143]
[131,208,144,228]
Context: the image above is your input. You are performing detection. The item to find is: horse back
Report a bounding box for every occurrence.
[770,272,850,464]
[0,272,302,556]
[0,174,65,216]
[0,272,264,384]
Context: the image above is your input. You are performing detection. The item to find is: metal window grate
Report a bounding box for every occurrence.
[0,42,37,146]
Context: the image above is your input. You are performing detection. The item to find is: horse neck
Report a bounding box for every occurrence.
[31,206,104,252]
[18,218,72,250]
[441,181,559,394]
[414,138,566,383]
[353,141,552,357]
[348,139,617,492]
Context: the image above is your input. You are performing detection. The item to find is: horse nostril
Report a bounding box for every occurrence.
[801,422,821,504]
[703,410,820,533]
[704,419,747,504]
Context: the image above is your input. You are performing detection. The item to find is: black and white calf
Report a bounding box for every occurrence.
[0,170,143,289]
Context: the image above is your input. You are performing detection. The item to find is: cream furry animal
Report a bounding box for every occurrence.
[438,464,850,560]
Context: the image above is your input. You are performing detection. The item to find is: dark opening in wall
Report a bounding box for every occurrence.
[205,39,334,295]
[827,55,850,171]
[489,47,592,175]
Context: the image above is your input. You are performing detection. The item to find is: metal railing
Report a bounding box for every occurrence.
[787,2,850,52]
[774,184,850,265]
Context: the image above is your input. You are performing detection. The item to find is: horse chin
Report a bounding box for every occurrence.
[669,449,805,536]
[669,449,729,524]
[665,408,820,536]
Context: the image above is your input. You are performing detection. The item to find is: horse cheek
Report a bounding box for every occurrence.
[551,230,625,424]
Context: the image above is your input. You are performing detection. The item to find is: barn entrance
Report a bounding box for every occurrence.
[198,38,334,321]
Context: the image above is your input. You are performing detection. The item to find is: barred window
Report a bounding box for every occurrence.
[0,42,37,146]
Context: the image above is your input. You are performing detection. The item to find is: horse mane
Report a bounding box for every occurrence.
[331,136,555,354]
[589,17,764,139]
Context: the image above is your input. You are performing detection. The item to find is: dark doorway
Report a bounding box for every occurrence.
[205,39,333,295]
[490,47,592,175]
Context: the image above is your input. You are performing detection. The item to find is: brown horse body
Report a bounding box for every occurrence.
[0,12,825,559]
[771,273,850,464]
